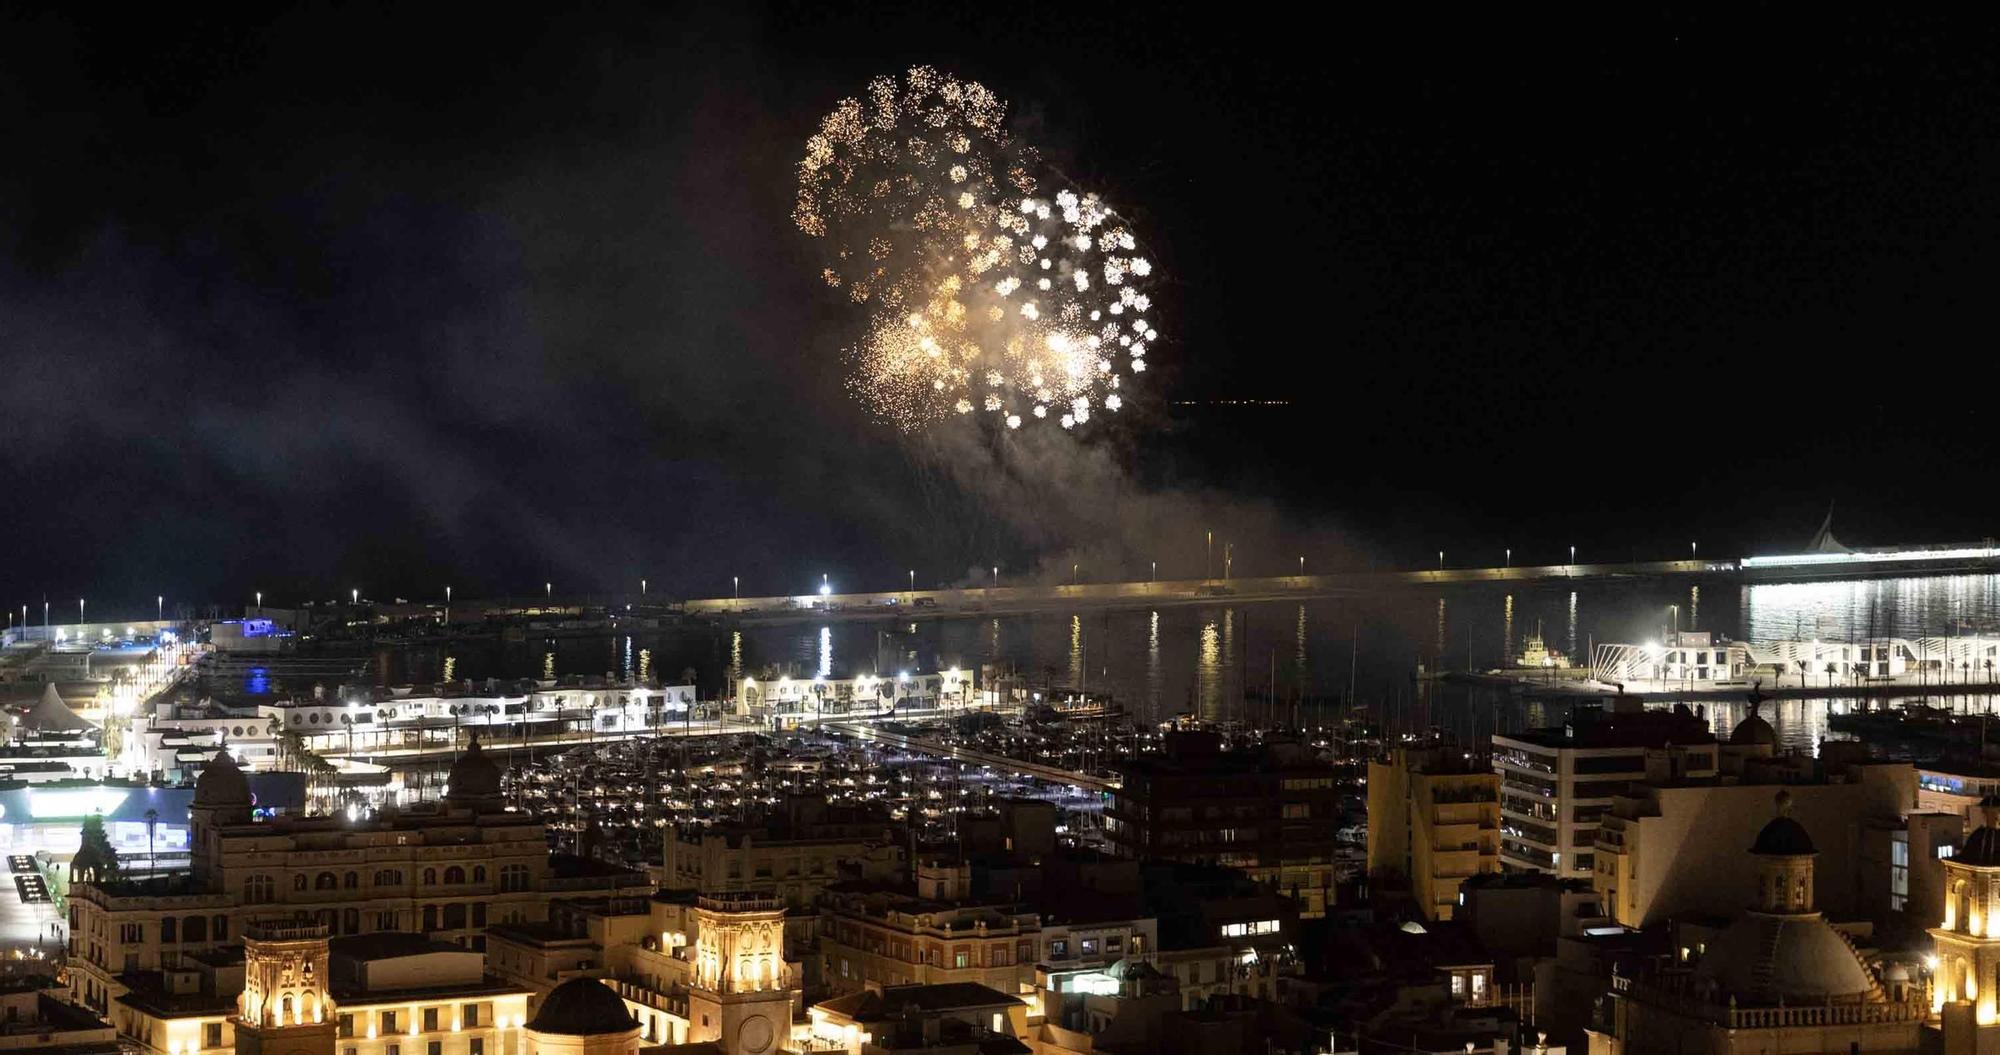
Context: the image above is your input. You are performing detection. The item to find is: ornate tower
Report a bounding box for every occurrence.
[687,892,793,1055]
[236,922,336,1055]
[1749,789,1816,913]
[191,744,254,889]
[1932,798,2000,1039]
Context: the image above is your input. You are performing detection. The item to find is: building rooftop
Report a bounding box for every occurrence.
[815,982,1022,1022]
[1497,702,1716,750]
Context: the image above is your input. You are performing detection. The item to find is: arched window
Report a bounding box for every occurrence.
[344,871,358,889]
[343,908,360,934]
[184,916,207,942]
[443,904,467,929]
[500,864,530,892]
[161,917,177,943]
[245,875,274,903]
[293,874,307,892]
[315,872,337,891]
[473,866,487,883]
[374,869,401,887]
[422,905,438,932]
[444,866,465,884]
[281,996,293,1024]
[423,868,437,885]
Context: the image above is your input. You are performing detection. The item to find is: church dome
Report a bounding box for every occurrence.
[446,734,502,801]
[527,978,637,1036]
[1695,913,1876,1005]
[1729,712,1777,747]
[194,748,252,808]
[1750,790,1815,856]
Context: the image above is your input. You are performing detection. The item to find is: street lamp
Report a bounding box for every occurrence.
[1569,545,1576,569]
[1151,560,1157,583]
[352,588,359,605]
[78,598,84,630]
[1299,556,1305,576]
[991,566,998,588]
[733,576,739,599]
[1505,548,1511,568]
[156,596,163,622]
[909,569,915,592]
[1438,550,1444,571]
[640,578,647,597]
[256,591,262,613]
[1690,541,1697,560]
[545,582,552,600]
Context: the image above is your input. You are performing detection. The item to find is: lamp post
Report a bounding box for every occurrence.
[351,588,358,605]
[78,598,84,632]
[909,569,915,592]
[1299,556,1305,576]
[156,596,163,622]
[733,576,739,599]
[256,591,262,614]
[1505,547,1511,568]
[1151,560,1157,583]
[1569,545,1576,574]
[991,566,998,589]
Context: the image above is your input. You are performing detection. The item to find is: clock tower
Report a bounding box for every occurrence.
[687,892,794,1055]
[235,922,337,1055]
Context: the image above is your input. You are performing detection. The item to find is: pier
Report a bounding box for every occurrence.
[684,542,2000,625]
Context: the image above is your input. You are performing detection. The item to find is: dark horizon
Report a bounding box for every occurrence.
[4,6,1996,611]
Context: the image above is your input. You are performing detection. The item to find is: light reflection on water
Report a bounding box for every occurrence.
[371,572,2000,753]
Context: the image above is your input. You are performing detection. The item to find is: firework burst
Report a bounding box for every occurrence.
[796,66,1159,431]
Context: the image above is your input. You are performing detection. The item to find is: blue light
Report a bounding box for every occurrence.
[245,667,270,694]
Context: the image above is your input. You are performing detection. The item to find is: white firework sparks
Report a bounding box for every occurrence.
[797,66,1161,431]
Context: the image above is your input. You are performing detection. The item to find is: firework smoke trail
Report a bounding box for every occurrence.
[796,66,1159,432]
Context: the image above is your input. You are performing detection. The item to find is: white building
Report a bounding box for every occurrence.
[1492,701,1716,881]
[731,670,974,723]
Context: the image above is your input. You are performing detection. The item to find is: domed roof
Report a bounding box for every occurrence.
[526,978,637,1036]
[1729,712,1777,747]
[1695,913,1876,1005]
[194,747,252,808]
[1960,797,2000,865]
[69,839,112,879]
[446,735,502,801]
[1750,790,1815,856]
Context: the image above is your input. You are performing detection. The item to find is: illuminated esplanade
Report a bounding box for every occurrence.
[682,542,2000,625]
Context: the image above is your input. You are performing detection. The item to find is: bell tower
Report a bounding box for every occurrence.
[687,892,793,1055]
[1933,799,2000,1043]
[236,922,337,1055]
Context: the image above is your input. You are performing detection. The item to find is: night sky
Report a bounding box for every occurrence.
[3,6,1997,614]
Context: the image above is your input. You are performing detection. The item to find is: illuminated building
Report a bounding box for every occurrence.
[806,982,1028,1054]
[816,857,1156,998]
[107,922,532,1055]
[1367,744,1499,920]
[66,741,647,1016]
[488,891,805,1053]
[1930,798,2000,1036]
[1586,791,1924,1054]
[731,670,974,723]
[1104,731,1341,917]
[1492,701,1715,880]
